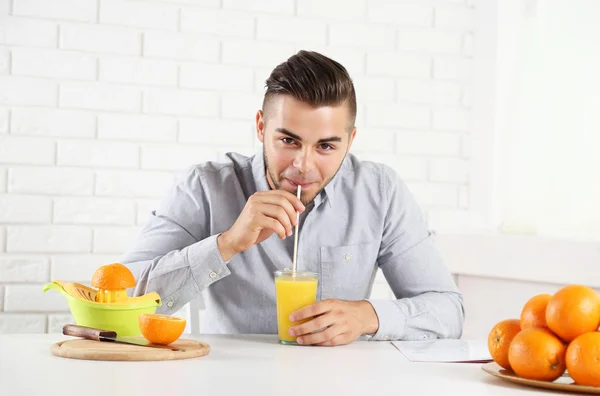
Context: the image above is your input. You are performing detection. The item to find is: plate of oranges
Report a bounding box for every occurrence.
[483,284,600,394]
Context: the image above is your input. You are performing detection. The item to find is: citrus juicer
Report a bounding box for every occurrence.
[43,280,162,336]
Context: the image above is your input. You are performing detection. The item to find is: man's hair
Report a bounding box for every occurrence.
[262,50,357,127]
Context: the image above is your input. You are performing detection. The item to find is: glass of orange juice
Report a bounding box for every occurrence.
[274,270,318,345]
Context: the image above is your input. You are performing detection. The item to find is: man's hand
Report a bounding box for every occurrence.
[288,299,380,346]
[217,190,305,261]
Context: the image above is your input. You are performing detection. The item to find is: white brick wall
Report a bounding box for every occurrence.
[97,114,177,142]
[8,167,95,195]
[7,226,93,253]
[57,140,139,168]
[0,0,475,332]
[0,314,46,333]
[0,195,52,223]
[2,17,58,48]
[60,23,142,55]
[0,135,56,165]
[142,88,219,117]
[51,254,120,282]
[0,256,49,282]
[0,109,8,133]
[99,57,178,87]
[92,226,141,253]
[0,169,6,192]
[0,228,5,252]
[11,108,96,138]
[53,198,136,225]
[5,284,69,311]
[94,170,175,198]
[0,76,58,106]
[12,48,97,80]
[182,62,256,91]
[143,32,219,61]
[48,314,73,333]
[367,2,432,26]
[99,0,179,30]
[13,0,97,23]
[1,48,11,75]
[180,8,254,38]
[60,82,141,112]
[366,52,430,78]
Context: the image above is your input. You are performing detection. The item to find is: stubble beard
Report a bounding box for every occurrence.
[262,147,346,206]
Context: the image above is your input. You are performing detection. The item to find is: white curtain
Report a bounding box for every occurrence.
[496,0,600,241]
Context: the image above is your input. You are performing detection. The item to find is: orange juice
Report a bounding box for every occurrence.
[274,271,318,344]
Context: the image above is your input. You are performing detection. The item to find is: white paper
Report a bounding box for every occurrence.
[392,339,493,363]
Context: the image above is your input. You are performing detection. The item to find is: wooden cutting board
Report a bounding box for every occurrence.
[51,338,210,361]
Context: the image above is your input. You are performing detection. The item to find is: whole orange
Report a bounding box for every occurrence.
[508,328,566,381]
[139,313,186,345]
[566,332,600,387]
[488,319,522,370]
[520,293,551,330]
[546,284,600,342]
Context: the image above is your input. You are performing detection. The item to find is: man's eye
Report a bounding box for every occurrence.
[281,137,295,145]
[319,143,333,150]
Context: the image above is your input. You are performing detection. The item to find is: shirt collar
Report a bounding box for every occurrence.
[319,154,352,209]
[251,150,271,193]
[320,177,335,208]
[250,149,348,209]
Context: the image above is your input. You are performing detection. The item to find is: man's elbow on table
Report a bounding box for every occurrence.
[439,290,466,339]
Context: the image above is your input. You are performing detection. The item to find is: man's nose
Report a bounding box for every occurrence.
[292,150,314,174]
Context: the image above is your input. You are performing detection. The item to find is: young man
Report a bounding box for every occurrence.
[122,51,464,346]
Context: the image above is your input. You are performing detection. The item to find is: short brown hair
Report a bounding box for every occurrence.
[262,50,357,127]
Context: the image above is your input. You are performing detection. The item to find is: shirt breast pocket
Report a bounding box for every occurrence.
[319,242,379,301]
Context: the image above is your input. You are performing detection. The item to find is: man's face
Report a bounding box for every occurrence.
[256,95,356,205]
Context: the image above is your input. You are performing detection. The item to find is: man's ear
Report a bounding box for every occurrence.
[256,110,265,143]
[347,126,357,152]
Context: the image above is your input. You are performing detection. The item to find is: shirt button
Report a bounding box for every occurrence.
[345,254,352,261]
[383,335,389,340]
[209,271,217,278]
[166,301,174,308]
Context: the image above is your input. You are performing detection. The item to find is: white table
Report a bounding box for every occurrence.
[0,334,542,395]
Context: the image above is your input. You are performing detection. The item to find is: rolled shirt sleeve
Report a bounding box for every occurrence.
[366,166,465,341]
[121,166,232,314]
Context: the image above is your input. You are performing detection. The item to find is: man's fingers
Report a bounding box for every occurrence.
[290,313,334,337]
[255,194,302,226]
[314,333,350,347]
[257,204,294,236]
[297,324,344,346]
[258,216,287,240]
[255,190,305,214]
[290,300,333,322]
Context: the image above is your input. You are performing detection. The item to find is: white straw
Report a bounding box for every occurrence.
[291,185,301,273]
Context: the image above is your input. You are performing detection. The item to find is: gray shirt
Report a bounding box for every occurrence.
[121,151,465,341]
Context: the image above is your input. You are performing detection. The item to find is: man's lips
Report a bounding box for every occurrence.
[285,179,316,188]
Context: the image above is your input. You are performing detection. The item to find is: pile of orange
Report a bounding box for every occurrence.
[488,284,600,386]
[92,263,186,345]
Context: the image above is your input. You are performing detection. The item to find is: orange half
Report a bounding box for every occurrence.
[139,313,186,345]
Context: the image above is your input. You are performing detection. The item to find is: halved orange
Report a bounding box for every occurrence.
[92,263,136,303]
[92,263,136,290]
[139,313,186,345]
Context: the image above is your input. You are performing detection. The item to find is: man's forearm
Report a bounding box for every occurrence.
[122,234,232,314]
[367,291,465,341]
